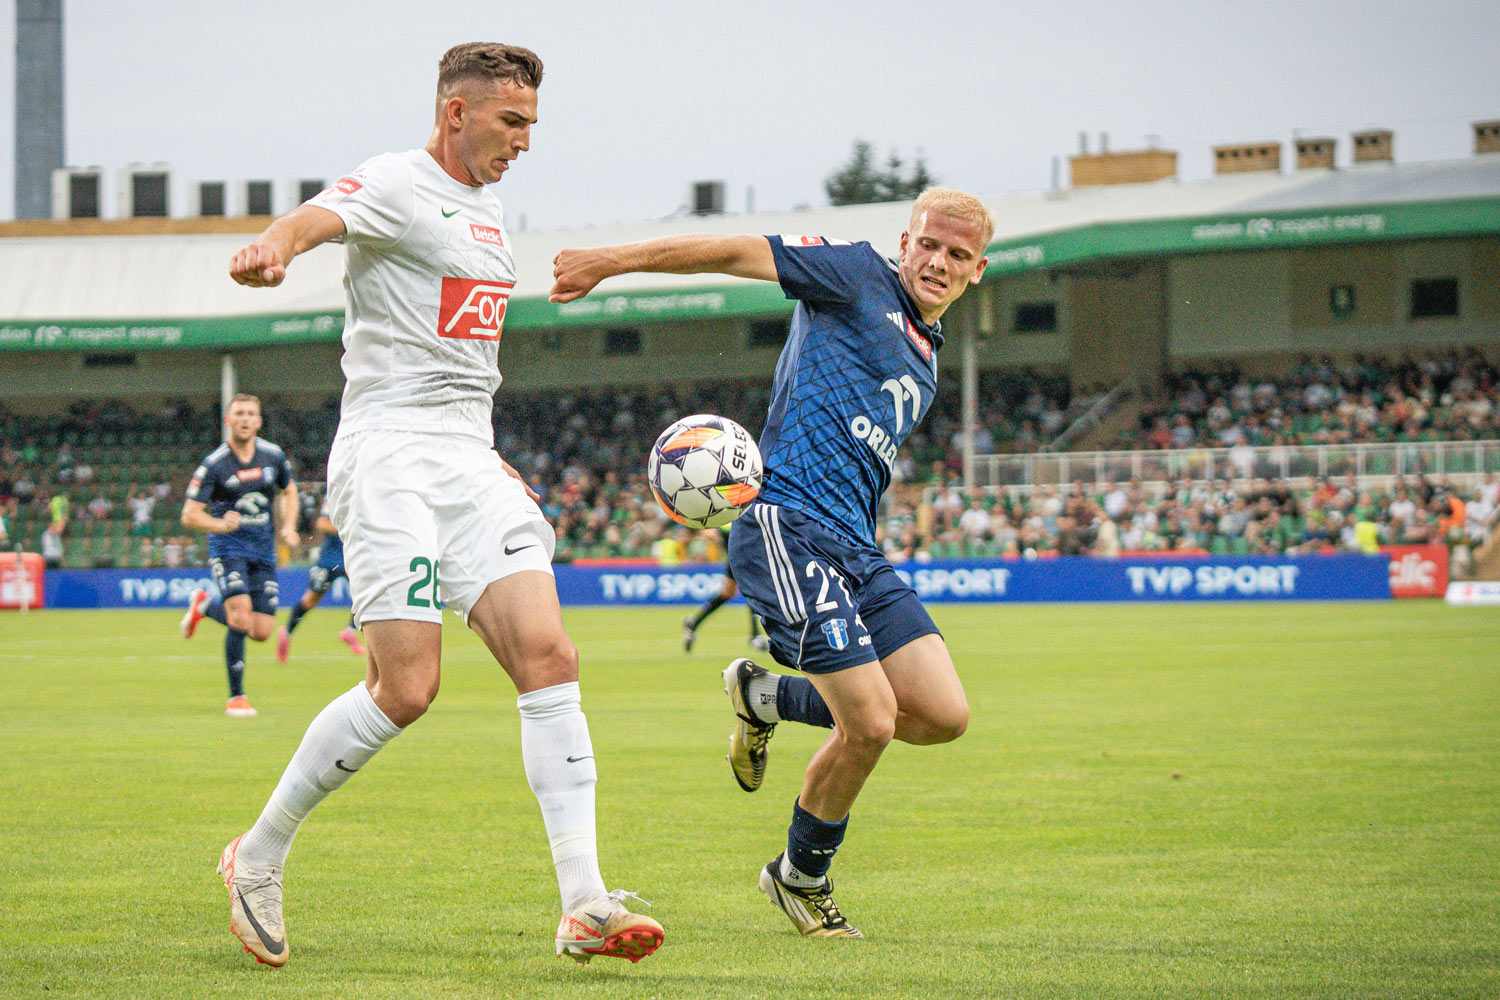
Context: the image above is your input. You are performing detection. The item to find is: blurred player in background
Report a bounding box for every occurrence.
[216,42,661,969]
[276,499,366,661]
[179,393,300,718]
[681,526,769,653]
[552,188,991,938]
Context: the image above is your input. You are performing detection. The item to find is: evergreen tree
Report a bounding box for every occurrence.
[825,140,937,206]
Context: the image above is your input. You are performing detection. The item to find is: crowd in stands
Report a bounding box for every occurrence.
[1130,349,1500,452]
[3,349,1498,569]
[887,474,1498,565]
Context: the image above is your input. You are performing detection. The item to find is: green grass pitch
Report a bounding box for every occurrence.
[2,602,1497,999]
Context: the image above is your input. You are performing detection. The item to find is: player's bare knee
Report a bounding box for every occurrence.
[841,711,897,752]
[528,634,579,687]
[247,621,274,642]
[383,680,438,727]
[933,704,969,743]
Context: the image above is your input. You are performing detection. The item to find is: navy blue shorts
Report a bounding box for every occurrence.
[728,503,939,674]
[209,555,279,616]
[308,538,347,595]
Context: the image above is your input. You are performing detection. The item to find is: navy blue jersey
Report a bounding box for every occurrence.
[759,235,942,546]
[316,498,343,566]
[186,440,294,561]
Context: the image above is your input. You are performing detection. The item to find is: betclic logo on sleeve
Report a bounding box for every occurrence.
[438,277,514,341]
[315,175,364,203]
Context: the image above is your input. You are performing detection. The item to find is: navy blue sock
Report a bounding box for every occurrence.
[225,629,246,698]
[688,593,728,629]
[285,600,310,635]
[750,610,761,639]
[204,598,228,627]
[786,798,847,881]
[777,675,835,728]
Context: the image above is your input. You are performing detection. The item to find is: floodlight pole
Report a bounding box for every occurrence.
[961,287,994,489]
[220,353,237,442]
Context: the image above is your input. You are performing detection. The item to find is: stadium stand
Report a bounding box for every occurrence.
[3,348,1496,567]
[1129,349,1500,451]
[3,134,1497,574]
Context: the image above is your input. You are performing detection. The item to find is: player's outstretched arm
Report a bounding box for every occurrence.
[549,234,776,303]
[229,205,347,288]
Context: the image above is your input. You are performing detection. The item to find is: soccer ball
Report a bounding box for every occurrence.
[648,414,763,529]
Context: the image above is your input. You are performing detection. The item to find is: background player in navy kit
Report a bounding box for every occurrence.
[681,525,770,653]
[276,501,366,662]
[551,188,992,937]
[179,393,300,717]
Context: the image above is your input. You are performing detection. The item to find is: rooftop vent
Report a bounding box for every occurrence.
[1212,142,1281,175]
[51,167,103,219]
[1068,147,1178,188]
[691,180,726,216]
[119,164,171,217]
[1352,129,1394,163]
[1474,120,1500,155]
[1294,137,1335,170]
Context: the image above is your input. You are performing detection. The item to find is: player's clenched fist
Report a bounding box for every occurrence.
[229,242,287,288]
[218,510,242,533]
[549,248,611,303]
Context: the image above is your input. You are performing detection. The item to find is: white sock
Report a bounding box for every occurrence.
[238,682,402,868]
[747,672,781,724]
[518,681,607,912]
[780,854,825,888]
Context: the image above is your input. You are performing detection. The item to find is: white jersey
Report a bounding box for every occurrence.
[308,149,516,444]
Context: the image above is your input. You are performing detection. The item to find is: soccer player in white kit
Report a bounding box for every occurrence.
[218,43,662,968]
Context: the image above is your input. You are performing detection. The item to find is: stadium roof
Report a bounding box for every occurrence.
[1,154,1497,352]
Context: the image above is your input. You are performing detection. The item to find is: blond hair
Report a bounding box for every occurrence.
[909,187,994,248]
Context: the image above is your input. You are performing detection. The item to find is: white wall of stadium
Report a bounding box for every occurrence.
[1168,237,1500,358]
[0,235,1495,405]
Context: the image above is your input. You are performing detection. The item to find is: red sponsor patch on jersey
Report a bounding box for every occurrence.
[469,223,505,248]
[333,177,363,196]
[438,277,514,341]
[237,467,263,481]
[905,318,932,360]
[781,235,825,247]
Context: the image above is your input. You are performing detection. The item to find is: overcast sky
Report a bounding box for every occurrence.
[3,0,1499,229]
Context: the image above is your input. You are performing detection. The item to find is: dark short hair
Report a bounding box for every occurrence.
[437,42,544,95]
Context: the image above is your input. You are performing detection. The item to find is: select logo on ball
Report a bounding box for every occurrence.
[648,414,764,530]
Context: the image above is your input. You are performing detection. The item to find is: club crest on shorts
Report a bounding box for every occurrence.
[821,617,850,651]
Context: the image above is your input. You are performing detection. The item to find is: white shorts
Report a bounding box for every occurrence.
[326,430,555,626]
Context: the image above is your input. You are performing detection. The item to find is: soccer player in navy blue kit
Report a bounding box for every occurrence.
[179,393,300,717]
[276,501,366,663]
[551,188,992,937]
